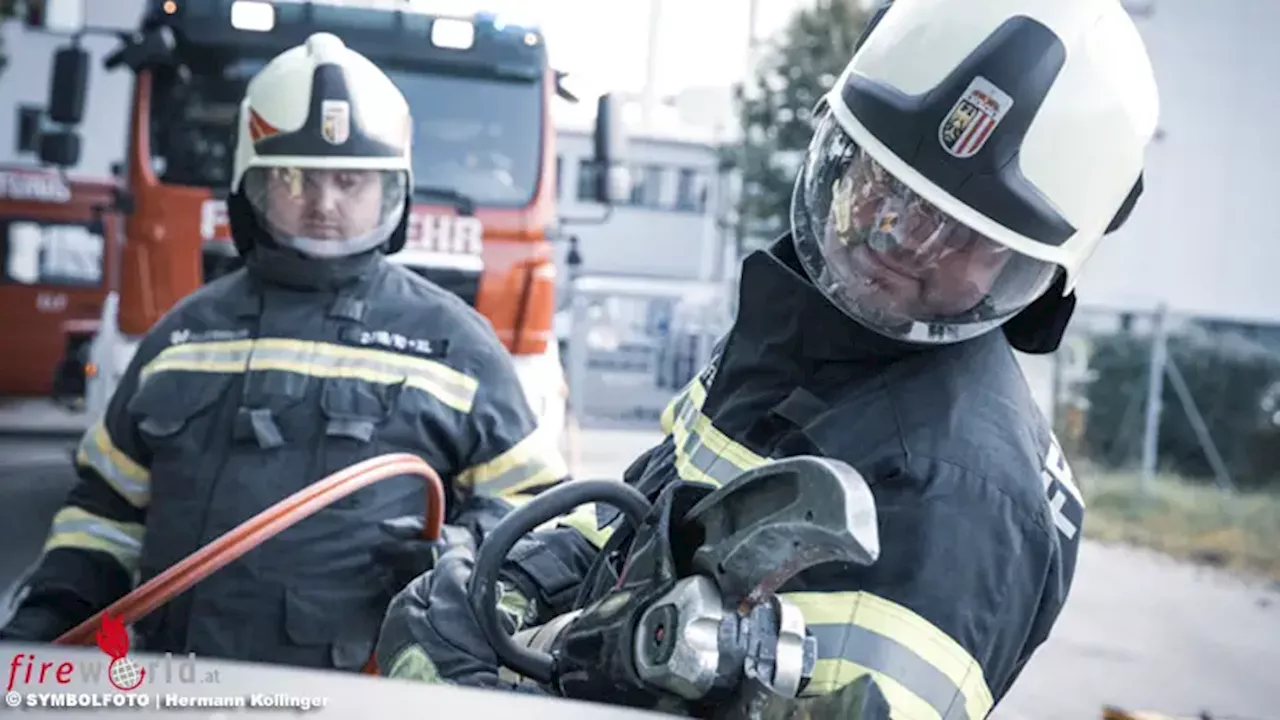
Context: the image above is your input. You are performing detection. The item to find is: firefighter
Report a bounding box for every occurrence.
[0,33,569,669]
[372,0,1160,713]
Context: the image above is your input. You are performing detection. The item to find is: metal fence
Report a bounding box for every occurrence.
[1043,306,1280,491]
[559,282,1280,490]
[563,274,734,430]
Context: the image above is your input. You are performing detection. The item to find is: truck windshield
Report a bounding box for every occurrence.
[148,58,542,207]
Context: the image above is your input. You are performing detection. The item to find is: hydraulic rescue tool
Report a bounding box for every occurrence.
[468,456,891,718]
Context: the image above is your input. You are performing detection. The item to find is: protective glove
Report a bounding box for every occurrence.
[374,544,537,688]
[0,605,70,642]
[370,516,477,594]
[0,588,91,643]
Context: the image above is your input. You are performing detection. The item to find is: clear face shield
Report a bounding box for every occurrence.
[242,166,408,259]
[790,112,1062,344]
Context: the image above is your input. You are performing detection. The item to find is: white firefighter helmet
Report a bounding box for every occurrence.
[230,32,414,259]
[792,0,1159,344]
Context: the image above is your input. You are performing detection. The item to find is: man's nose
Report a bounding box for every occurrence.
[886,206,946,256]
[306,182,342,213]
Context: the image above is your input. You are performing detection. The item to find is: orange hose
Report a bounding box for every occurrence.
[53,452,446,659]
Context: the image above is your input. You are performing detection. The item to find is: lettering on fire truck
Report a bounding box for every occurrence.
[0,170,72,204]
[200,199,482,256]
[403,212,483,256]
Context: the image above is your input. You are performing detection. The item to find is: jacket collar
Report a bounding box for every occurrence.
[734,234,927,365]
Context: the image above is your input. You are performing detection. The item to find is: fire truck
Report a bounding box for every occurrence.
[0,166,116,400]
[18,0,628,444]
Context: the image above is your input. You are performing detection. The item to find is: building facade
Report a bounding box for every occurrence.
[551,125,731,285]
[2,0,1278,325]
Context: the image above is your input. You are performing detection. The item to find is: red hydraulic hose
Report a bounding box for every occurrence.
[53,452,446,676]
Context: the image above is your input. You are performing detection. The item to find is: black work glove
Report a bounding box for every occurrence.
[0,592,89,643]
[371,516,477,594]
[0,606,65,642]
[375,544,537,688]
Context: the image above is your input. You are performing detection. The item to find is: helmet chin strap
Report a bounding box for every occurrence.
[1002,272,1076,355]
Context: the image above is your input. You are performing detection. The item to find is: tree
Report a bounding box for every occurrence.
[0,0,16,77]
[729,0,871,255]
[0,0,26,77]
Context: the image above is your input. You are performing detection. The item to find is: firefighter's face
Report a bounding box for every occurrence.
[823,164,1012,325]
[265,167,384,240]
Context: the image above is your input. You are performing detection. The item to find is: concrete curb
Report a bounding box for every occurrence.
[0,398,88,441]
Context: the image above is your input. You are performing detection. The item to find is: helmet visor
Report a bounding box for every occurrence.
[791,113,1060,344]
[243,166,407,259]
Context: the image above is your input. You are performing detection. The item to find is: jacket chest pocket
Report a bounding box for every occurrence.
[316,377,417,509]
[128,370,234,587]
[129,370,234,500]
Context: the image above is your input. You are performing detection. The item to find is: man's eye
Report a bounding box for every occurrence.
[334,173,363,190]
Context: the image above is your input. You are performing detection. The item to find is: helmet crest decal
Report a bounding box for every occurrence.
[938,76,1014,159]
[320,99,351,145]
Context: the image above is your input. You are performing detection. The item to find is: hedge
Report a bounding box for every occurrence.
[1081,330,1280,490]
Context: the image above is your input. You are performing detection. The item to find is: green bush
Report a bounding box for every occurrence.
[1082,330,1280,490]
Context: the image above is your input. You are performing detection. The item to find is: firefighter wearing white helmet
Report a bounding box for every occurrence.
[1,33,569,668]
[228,31,414,267]
[374,0,1157,715]
[794,0,1156,345]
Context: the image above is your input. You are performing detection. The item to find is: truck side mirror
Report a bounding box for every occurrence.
[39,131,81,168]
[48,45,90,126]
[24,0,87,35]
[592,93,630,205]
[105,26,178,72]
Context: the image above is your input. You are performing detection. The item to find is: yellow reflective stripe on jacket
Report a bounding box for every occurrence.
[141,338,479,412]
[659,376,769,487]
[75,420,150,508]
[456,429,569,497]
[43,506,145,574]
[783,591,994,720]
[386,645,447,683]
[543,500,611,548]
[503,490,613,550]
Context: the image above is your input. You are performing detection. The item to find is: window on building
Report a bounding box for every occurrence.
[555,155,563,199]
[674,168,707,213]
[576,158,599,202]
[629,164,664,208]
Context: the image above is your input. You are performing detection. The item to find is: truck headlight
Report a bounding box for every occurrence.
[430,17,474,50]
[230,0,275,32]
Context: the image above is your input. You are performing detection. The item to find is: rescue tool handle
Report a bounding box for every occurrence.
[53,453,446,648]
[469,480,654,686]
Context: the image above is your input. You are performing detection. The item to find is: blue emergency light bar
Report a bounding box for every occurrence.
[145,0,546,79]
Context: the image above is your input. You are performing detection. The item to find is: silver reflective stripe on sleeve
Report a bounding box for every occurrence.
[44,506,145,575]
[658,375,770,487]
[75,420,150,508]
[783,591,994,720]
